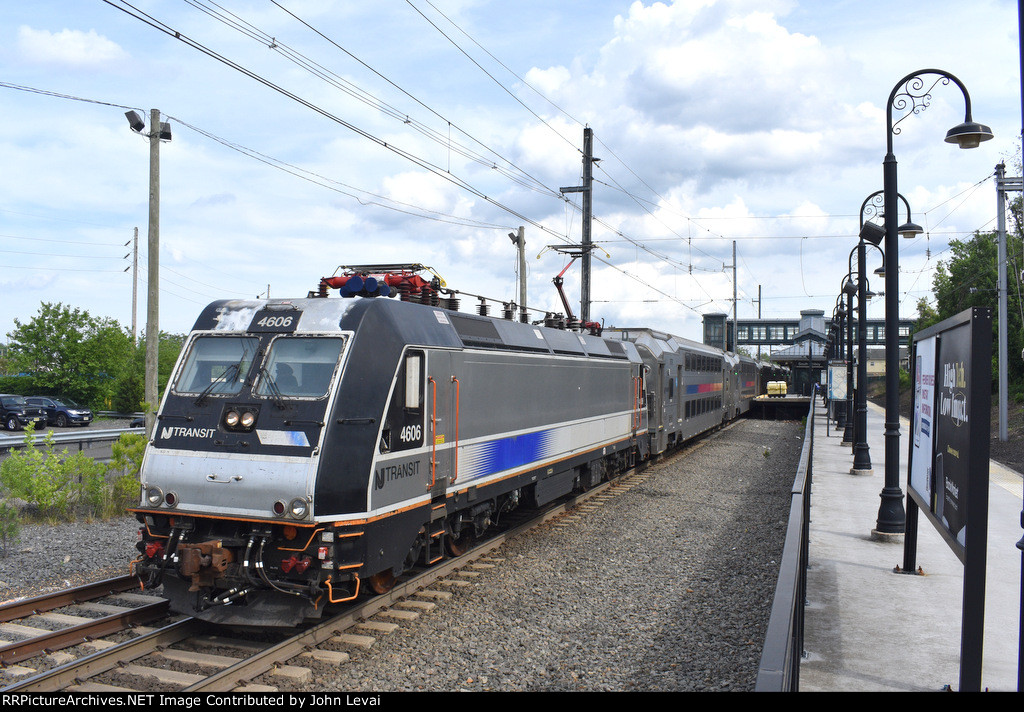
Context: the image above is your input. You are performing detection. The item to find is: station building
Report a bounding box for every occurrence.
[701,310,913,396]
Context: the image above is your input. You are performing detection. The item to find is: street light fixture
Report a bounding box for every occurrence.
[876,69,992,539]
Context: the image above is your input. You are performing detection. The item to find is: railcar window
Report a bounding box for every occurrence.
[176,336,259,395]
[255,337,345,398]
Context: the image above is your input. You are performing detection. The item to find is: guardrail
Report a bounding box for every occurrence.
[0,427,140,454]
[755,395,815,691]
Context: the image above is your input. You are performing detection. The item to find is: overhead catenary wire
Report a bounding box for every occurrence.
[101,0,721,313]
[8,6,1002,326]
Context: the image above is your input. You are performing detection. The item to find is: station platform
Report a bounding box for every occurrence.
[800,400,1023,692]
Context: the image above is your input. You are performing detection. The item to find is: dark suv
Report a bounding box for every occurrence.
[25,396,93,428]
[0,394,48,431]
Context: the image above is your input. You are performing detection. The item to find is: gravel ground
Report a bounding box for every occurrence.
[0,417,803,692]
[290,417,803,692]
[0,516,140,602]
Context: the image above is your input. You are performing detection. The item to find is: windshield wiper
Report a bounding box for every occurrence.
[194,363,240,406]
[259,366,287,410]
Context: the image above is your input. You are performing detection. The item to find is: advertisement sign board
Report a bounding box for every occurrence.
[905,307,990,692]
[907,308,990,561]
[909,337,935,511]
[827,361,847,401]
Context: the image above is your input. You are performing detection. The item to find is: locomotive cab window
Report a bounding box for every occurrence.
[380,350,425,453]
[404,352,423,411]
[255,337,346,398]
[175,336,259,395]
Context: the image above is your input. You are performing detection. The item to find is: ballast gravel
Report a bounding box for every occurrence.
[0,417,803,692]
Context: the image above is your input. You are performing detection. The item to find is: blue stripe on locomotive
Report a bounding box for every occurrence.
[460,429,557,482]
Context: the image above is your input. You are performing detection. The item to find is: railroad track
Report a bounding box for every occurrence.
[1,465,659,693]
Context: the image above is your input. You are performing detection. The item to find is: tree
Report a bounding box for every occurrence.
[928,226,1024,397]
[110,331,184,413]
[6,302,134,407]
[914,297,941,334]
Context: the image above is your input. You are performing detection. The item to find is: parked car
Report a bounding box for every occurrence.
[25,396,93,427]
[0,394,48,431]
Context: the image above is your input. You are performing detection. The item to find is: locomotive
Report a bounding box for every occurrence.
[131,266,780,626]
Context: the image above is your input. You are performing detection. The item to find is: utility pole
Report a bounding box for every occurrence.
[509,226,527,322]
[995,163,1022,441]
[732,241,737,352]
[559,128,595,324]
[754,284,762,360]
[127,108,170,438]
[124,227,138,342]
[723,241,737,351]
[146,108,161,439]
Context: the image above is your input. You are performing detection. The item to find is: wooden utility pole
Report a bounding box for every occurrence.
[145,109,163,438]
[125,227,138,342]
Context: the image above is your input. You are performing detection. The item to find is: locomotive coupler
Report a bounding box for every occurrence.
[178,540,235,592]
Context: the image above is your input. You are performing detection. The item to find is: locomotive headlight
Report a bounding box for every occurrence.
[289,497,309,519]
[222,406,258,432]
[145,486,164,507]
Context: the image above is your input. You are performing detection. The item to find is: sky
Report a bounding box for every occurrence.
[0,0,1021,349]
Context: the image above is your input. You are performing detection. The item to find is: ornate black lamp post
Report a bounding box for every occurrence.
[853,192,918,474]
[842,277,857,445]
[875,70,992,538]
[831,300,848,429]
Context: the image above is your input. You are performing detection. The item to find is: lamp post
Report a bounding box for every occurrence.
[836,301,847,429]
[853,192,919,475]
[876,70,992,538]
[842,277,857,445]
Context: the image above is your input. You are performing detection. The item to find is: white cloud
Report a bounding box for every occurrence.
[17,26,128,68]
[0,1,1017,339]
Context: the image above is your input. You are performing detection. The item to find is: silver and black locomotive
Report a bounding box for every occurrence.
[132,266,780,626]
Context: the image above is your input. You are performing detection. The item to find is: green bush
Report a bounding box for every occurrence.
[0,427,142,521]
[108,432,146,514]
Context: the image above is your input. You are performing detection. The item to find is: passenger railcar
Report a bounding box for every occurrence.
[604,328,732,456]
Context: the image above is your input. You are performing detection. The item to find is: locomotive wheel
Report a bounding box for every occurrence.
[444,530,475,558]
[367,569,397,594]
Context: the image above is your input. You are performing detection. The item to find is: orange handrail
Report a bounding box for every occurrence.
[325,575,360,603]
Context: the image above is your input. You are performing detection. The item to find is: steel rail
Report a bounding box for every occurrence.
[0,575,142,623]
[0,599,171,666]
[2,617,202,692]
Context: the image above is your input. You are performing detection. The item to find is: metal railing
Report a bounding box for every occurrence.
[0,427,140,454]
[755,396,816,691]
